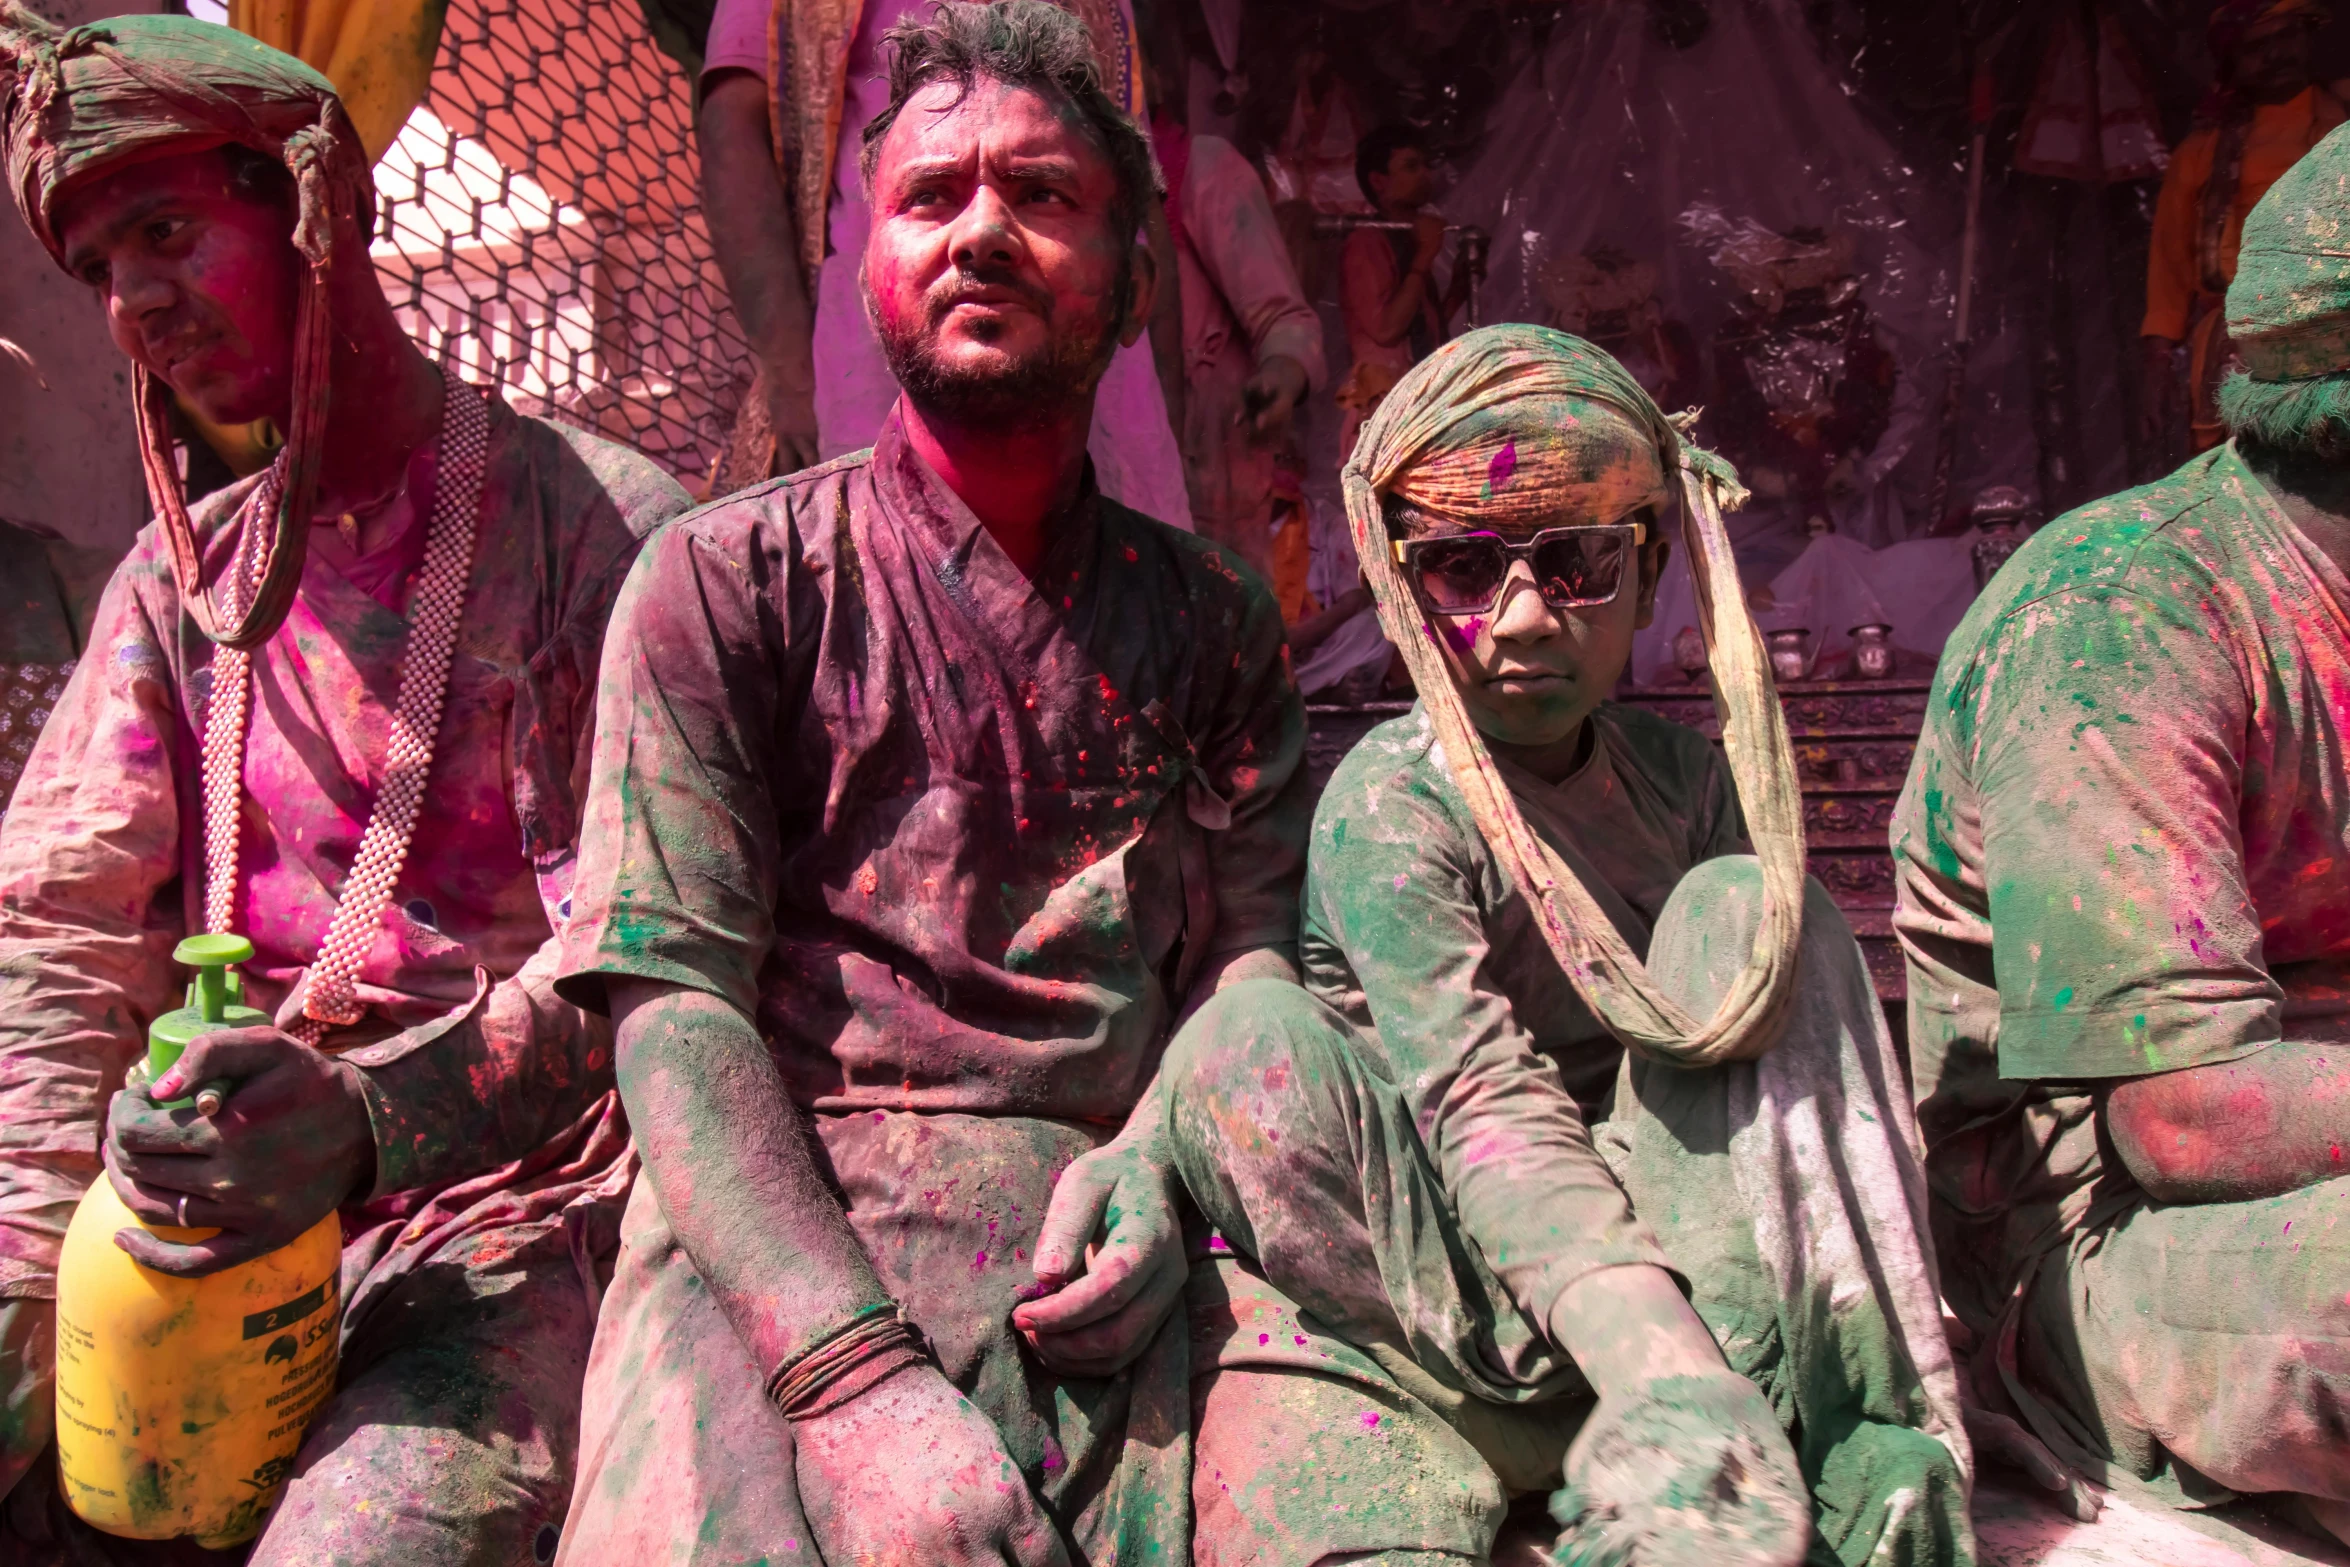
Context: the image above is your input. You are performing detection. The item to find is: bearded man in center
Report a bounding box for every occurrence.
[550,5,1307,1562]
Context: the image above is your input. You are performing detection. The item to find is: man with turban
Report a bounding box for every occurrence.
[548,7,1304,1562]
[2141,0,2342,457]
[1160,324,1972,1567]
[0,8,689,1560]
[1900,118,2350,1549]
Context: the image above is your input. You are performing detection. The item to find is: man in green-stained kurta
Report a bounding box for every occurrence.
[1899,118,2350,1549]
[1160,325,1972,1567]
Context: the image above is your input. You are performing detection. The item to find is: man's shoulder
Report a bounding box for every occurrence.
[638,448,874,558]
[506,408,694,539]
[1314,707,1453,831]
[1944,453,2240,654]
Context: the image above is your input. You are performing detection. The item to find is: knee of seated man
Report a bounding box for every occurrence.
[1164,979,1364,1166]
[1657,856,1849,951]
[1167,978,1346,1100]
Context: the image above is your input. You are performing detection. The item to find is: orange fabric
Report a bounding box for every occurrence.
[1267,499,1315,624]
[2143,85,2346,341]
[229,0,442,162]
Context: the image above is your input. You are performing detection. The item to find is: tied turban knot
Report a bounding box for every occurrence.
[1341,324,1803,1069]
[0,3,373,648]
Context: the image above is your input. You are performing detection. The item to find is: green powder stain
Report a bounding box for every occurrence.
[2052,986,2075,1010]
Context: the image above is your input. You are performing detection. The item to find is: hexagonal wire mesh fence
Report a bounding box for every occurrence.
[372,0,749,488]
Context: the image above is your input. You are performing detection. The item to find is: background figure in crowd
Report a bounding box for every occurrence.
[1142,12,1324,610]
[1706,224,1896,551]
[0,518,108,821]
[1166,326,1970,1567]
[697,0,1192,524]
[2142,0,2342,457]
[1900,122,2350,1550]
[1337,122,1474,458]
[0,11,688,1562]
[552,7,1305,1563]
[1539,245,1701,415]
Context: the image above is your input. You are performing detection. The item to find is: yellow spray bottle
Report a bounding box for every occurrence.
[53,933,344,1547]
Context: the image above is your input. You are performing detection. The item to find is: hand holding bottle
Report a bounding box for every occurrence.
[104,1026,375,1277]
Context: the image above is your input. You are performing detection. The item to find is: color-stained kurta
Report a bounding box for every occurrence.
[1896,439,2350,1502]
[0,519,109,823]
[0,396,688,1558]
[552,411,1307,1563]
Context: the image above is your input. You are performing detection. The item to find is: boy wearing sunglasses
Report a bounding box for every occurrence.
[1157,327,1966,1567]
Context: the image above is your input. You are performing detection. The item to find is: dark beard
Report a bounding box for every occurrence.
[870,264,1127,430]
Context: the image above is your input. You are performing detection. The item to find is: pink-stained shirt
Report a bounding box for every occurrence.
[0,397,689,1297]
[1897,440,2350,1333]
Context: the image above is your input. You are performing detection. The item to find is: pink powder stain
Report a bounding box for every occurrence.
[1393,874,1408,890]
[1259,1333,1270,1346]
[1440,617,1477,653]
[1487,441,1518,494]
[973,1249,990,1272]
[1360,1411,1382,1429]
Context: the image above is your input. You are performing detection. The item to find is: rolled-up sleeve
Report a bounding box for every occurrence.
[1965,582,2277,1081]
[555,513,791,1019]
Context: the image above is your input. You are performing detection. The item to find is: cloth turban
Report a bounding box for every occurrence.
[0,3,372,648]
[2226,119,2350,381]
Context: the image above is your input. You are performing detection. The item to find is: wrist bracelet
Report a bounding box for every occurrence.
[764,1303,927,1419]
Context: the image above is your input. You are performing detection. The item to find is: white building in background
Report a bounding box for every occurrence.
[372,106,606,418]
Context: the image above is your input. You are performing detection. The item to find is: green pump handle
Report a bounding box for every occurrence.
[148,934,270,1108]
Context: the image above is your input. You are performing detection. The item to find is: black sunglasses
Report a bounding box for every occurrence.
[1390,521,1647,616]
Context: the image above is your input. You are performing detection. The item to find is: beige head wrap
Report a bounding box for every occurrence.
[1344,323,1807,1066]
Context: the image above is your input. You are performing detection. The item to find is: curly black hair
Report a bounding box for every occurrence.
[859,1,1162,250]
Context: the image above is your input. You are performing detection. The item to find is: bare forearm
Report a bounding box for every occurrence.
[2106,1039,2350,1203]
[698,74,816,381]
[1290,587,1372,657]
[611,980,886,1373]
[1549,1264,1726,1401]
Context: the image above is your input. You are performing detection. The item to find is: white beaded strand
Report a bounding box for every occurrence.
[197,370,491,1050]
